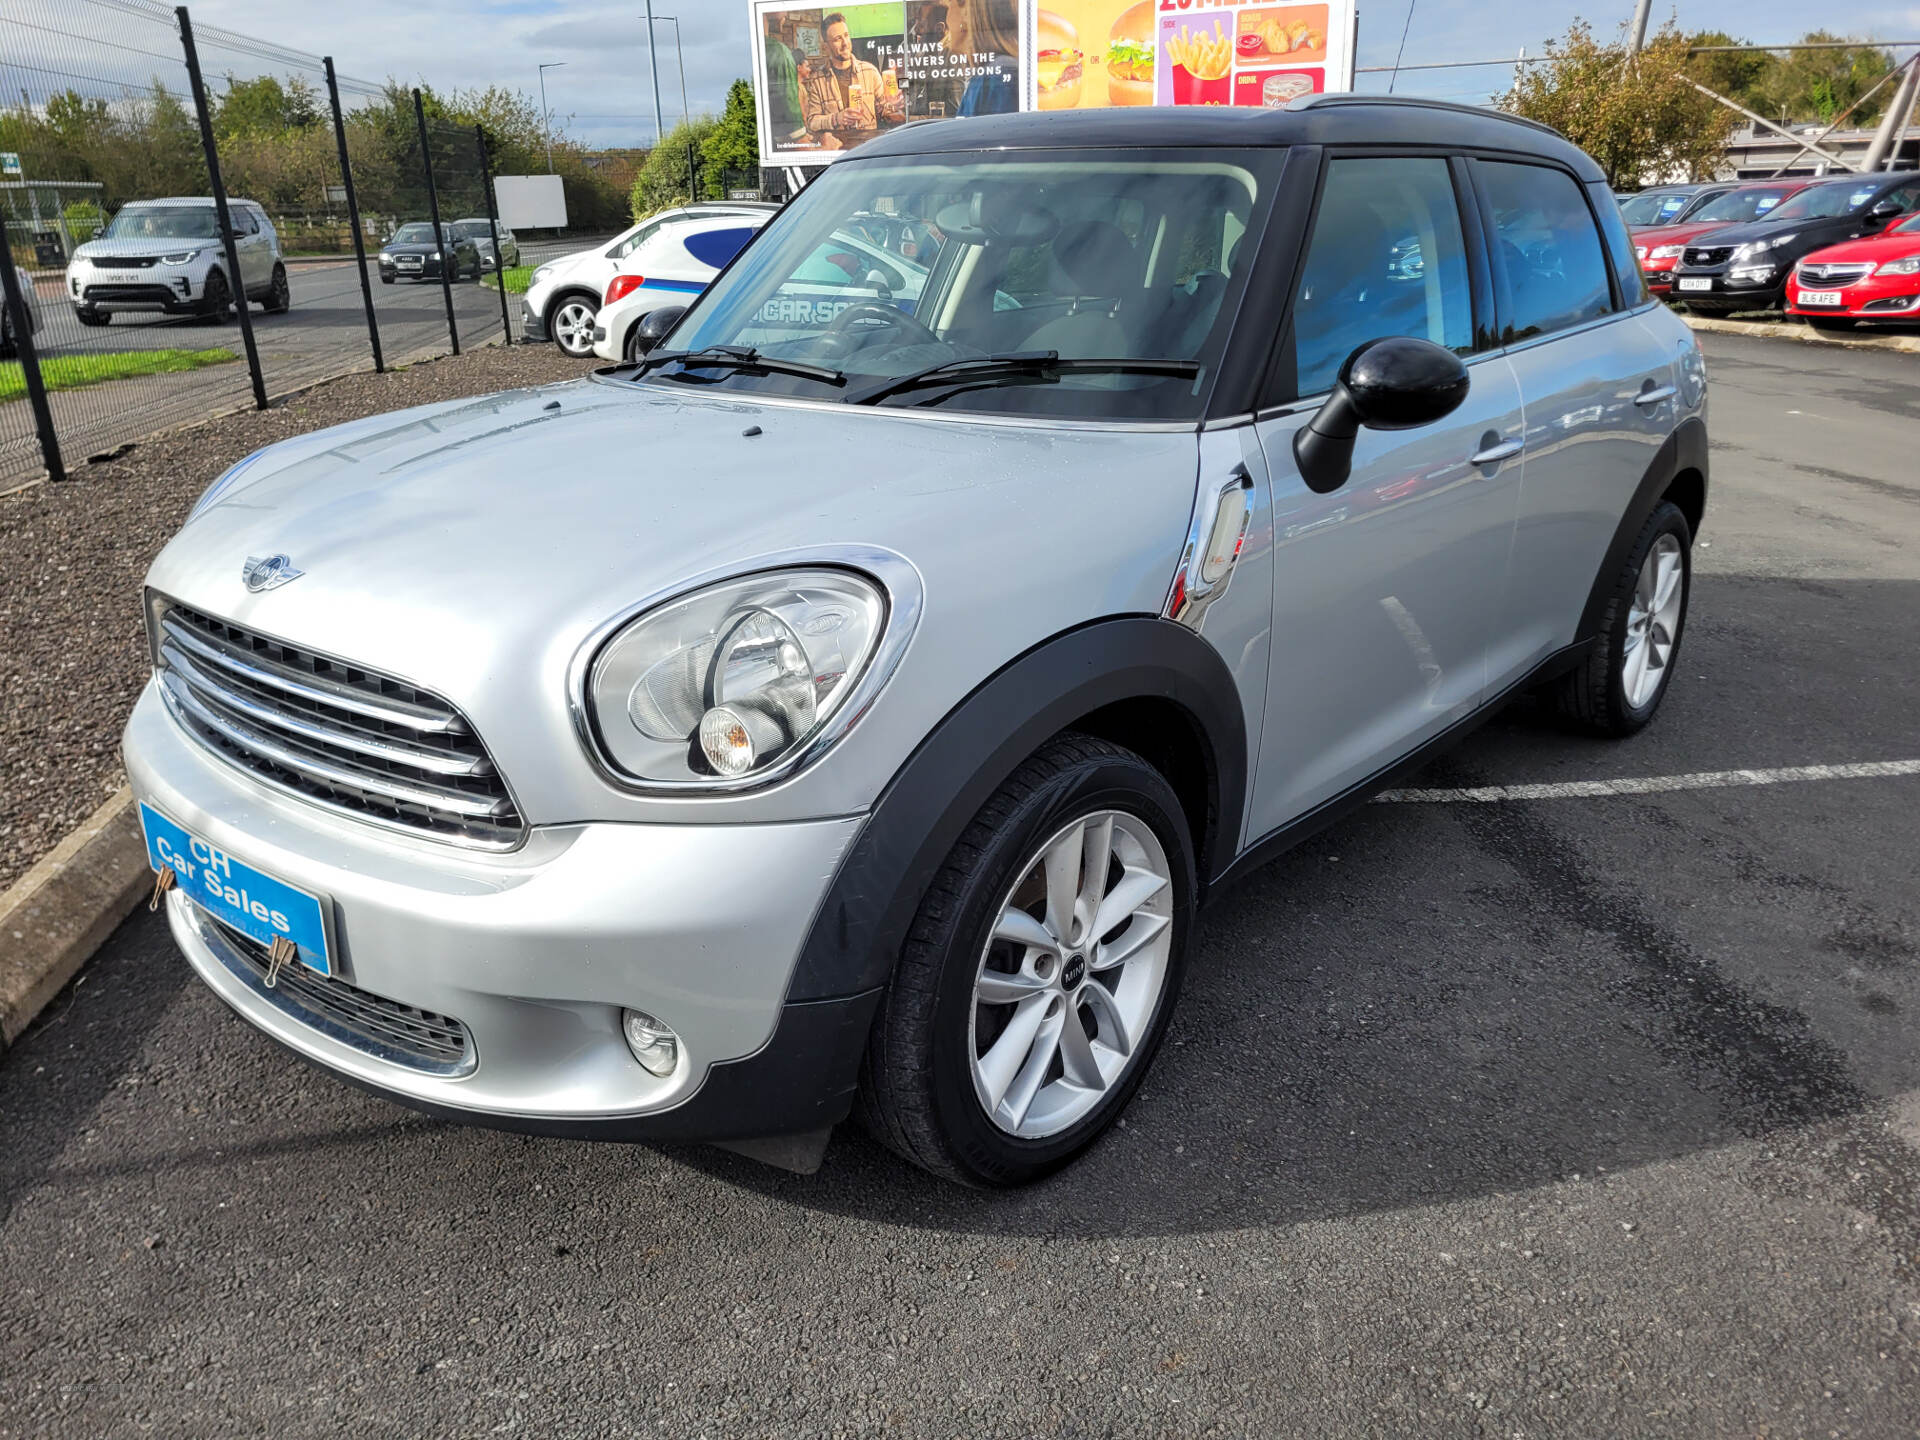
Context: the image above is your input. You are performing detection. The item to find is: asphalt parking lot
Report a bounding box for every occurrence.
[2,332,1916,1438]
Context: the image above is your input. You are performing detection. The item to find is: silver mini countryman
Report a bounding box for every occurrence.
[125,99,1707,1186]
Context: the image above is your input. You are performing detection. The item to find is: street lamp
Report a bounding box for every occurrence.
[644,11,696,200]
[537,62,566,173]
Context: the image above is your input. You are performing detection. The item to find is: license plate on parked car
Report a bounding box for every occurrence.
[1677,277,1713,292]
[1797,290,1843,306]
[139,802,332,975]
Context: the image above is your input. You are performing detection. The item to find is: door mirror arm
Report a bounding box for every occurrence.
[1292,336,1473,495]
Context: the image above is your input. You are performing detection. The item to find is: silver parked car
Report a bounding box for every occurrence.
[124,100,1707,1186]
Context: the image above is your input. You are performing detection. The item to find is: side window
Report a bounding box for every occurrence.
[1893,181,1920,213]
[1291,156,1474,399]
[1479,161,1613,342]
[1587,179,1647,308]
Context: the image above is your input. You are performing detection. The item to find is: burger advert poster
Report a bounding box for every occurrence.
[750,0,1356,167]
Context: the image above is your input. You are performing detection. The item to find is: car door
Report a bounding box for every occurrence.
[1246,153,1527,837]
[233,205,266,293]
[1473,159,1678,684]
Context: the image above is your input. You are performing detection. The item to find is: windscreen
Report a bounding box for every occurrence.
[391,223,442,244]
[648,149,1280,420]
[1688,187,1792,224]
[1769,183,1880,220]
[1620,191,1685,226]
[102,207,219,240]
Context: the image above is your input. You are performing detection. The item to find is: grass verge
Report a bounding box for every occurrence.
[1,348,241,402]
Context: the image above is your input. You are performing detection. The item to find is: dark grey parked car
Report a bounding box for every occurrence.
[126,98,1708,1187]
[452,218,519,271]
[378,223,482,284]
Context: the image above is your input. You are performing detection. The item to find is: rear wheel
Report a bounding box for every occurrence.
[1550,500,1692,737]
[858,734,1194,1187]
[548,293,598,357]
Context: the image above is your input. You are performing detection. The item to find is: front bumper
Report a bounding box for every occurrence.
[1670,265,1786,309]
[124,683,871,1139]
[521,301,549,341]
[72,272,203,312]
[1786,278,1920,320]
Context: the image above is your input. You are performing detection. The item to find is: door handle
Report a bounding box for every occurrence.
[1469,438,1524,466]
[1634,383,1677,407]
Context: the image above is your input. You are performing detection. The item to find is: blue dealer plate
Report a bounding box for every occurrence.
[140,802,331,976]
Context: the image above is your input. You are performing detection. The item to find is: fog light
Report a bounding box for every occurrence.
[622,1008,679,1077]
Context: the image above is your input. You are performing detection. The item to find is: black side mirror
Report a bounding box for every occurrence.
[634,304,687,356]
[1867,199,1902,223]
[1292,336,1471,495]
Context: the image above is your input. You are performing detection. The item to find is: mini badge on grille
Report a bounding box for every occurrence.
[242,553,303,592]
[264,935,300,988]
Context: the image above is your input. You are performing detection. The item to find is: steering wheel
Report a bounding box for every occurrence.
[825,300,941,349]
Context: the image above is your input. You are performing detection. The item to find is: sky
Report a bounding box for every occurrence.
[175,0,1920,150]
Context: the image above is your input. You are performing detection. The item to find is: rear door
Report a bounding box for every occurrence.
[1247,153,1527,836]
[1472,158,1678,683]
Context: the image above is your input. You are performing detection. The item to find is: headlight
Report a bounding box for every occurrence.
[581,564,909,787]
[1634,245,1647,260]
[1874,254,1920,277]
[160,250,201,265]
[1650,244,1685,260]
[530,263,555,285]
[430,251,442,260]
[1734,233,1797,259]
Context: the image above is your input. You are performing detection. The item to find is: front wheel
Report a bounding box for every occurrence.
[262,264,291,313]
[76,305,109,327]
[1549,500,1692,737]
[548,294,598,357]
[858,735,1194,1187]
[199,270,233,323]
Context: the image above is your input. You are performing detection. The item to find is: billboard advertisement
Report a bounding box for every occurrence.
[749,0,1356,168]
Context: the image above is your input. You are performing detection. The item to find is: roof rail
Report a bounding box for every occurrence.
[1286,93,1567,142]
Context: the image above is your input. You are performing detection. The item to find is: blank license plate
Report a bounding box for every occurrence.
[140,802,332,975]
[1677,277,1714,292]
[1798,290,1843,306]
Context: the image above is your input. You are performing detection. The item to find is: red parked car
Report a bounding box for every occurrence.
[1785,212,1920,329]
[1633,181,1811,296]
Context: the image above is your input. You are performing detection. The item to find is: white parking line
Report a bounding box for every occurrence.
[1375,760,1920,804]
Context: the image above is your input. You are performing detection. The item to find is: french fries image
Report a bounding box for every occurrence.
[1167,20,1231,80]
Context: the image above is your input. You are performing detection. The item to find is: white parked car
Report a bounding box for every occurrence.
[63,197,288,324]
[589,213,768,362]
[523,201,777,357]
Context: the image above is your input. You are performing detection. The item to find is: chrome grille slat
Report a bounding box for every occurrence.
[159,643,494,778]
[202,913,474,1074]
[157,601,524,849]
[1796,262,1873,286]
[160,612,462,733]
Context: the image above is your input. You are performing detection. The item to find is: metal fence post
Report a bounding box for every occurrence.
[413,89,459,357]
[324,56,384,373]
[474,126,514,345]
[176,5,267,411]
[0,245,64,482]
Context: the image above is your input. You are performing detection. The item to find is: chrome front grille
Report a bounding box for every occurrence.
[202,913,475,1075]
[155,600,524,848]
[1684,246,1734,267]
[1796,261,1873,287]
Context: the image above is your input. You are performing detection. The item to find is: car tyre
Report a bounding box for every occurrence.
[1549,499,1692,737]
[262,264,291,313]
[548,293,599,357]
[76,305,109,327]
[200,270,234,324]
[857,734,1195,1187]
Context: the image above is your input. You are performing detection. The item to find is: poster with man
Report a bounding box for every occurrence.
[752,1,1023,165]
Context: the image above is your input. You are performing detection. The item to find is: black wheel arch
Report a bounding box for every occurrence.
[1577,414,1708,642]
[545,285,600,324]
[785,615,1248,1005]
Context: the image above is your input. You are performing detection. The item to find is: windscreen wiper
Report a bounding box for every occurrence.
[847,351,1201,406]
[633,344,847,387]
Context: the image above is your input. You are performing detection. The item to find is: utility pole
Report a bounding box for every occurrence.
[1862,57,1919,172]
[1628,0,1653,54]
[653,15,696,201]
[537,62,566,174]
[643,0,665,148]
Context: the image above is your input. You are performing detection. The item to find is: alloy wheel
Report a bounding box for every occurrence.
[1623,533,1683,709]
[968,810,1174,1139]
[552,299,596,356]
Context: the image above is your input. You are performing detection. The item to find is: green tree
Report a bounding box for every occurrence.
[216,74,320,142]
[1750,33,1895,125]
[1503,22,1737,187]
[632,116,718,218]
[1682,31,1777,112]
[700,80,759,183]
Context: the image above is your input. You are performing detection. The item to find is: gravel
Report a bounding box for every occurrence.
[0,344,597,893]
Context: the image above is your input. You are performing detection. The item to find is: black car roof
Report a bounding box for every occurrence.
[850,97,1607,184]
